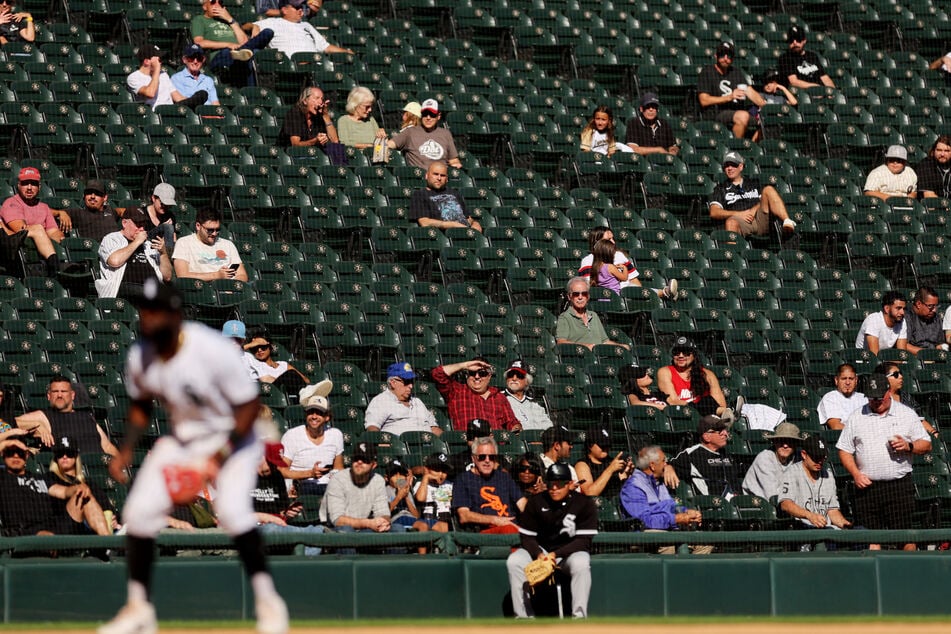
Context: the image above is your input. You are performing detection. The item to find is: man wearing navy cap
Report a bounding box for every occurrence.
[171,43,220,106]
[625,92,679,156]
[778,25,835,90]
[364,362,440,436]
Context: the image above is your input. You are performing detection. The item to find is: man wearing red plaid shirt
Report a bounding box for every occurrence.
[432,357,521,432]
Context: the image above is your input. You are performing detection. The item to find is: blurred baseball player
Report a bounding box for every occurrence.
[99,278,288,634]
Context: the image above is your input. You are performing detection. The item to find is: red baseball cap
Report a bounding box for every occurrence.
[18,167,40,182]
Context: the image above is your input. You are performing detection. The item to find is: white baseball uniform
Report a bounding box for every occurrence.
[121,321,261,537]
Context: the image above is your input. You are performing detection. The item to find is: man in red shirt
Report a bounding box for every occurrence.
[431,357,521,432]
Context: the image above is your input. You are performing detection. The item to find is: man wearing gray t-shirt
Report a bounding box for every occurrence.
[778,437,850,529]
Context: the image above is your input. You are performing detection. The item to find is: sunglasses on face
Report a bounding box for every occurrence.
[672,349,694,357]
[200,225,221,234]
[471,370,491,378]
[393,378,414,385]
[3,449,26,458]
[55,450,78,459]
[19,180,38,187]
[517,464,538,473]
[84,190,104,196]
[570,291,589,298]
[886,370,902,378]
[474,454,498,462]
[248,344,270,353]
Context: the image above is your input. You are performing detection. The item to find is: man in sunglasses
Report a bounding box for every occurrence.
[503,360,553,431]
[66,179,121,242]
[452,436,526,534]
[624,92,679,156]
[0,440,112,538]
[708,150,796,237]
[172,206,248,281]
[251,0,353,58]
[322,442,397,535]
[778,25,835,91]
[432,357,520,432]
[365,362,440,436]
[0,166,73,277]
[670,415,744,497]
[171,44,220,106]
[555,277,630,350]
[697,41,765,139]
[904,286,947,353]
[192,0,274,86]
[95,207,172,300]
[837,373,930,550]
[388,98,462,169]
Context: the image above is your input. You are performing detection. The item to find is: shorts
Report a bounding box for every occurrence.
[715,109,739,126]
[853,475,915,530]
[734,208,770,237]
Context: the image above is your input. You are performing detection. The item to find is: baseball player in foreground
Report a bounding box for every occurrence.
[99,278,288,634]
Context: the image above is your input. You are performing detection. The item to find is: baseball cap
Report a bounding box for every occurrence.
[84,179,106,195]
[466,418,490,440]
[18,166,40,182]
[425,452,452,472]
[764,421,803,442]
[586,426,611,450]
[137,43,164,61]
[351,441,376,462]
[787,25,807,42]
[279,0,307,6]
[885,145,908,162]
[640,92,660,108]
[421,98,439,115]
[546,462,572,483]
[864,373,890,399]
[123,207,149,227]
[53,436,79,457]
[542,424,573,446]
[671,336,697,356]
[385,459,408,478]
[264,442,285,467]
[134,278,183,311]
[801,436,828,462]
[403,102,422,118]
[716,41,735,58]
[698,415,728,435]
[723,151,744,166]
[222,319,246,339]
[763,69,782,84]
[182,43,205,59]
[505,359,528,377]
[152,183,178,206]
[387,361,416,381]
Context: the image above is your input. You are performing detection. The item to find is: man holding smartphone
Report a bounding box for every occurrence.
[172,206,249,282]
[95,207,172,299]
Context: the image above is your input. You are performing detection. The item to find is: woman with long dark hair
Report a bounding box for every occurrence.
[656,337,733,422]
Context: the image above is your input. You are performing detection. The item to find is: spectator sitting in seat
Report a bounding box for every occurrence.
[67,179,121,242]
[242,328,310,389]
[279,381,341,496]
[578,226,677,299]
[708,151,796,237]
[251,442,323,556]
[697,41,766,139]
[276,86,347,165]
[620,364,668,410]
[0,0,33,44]
[251,0,352,58]
[539,425,578,481]
[503,359,552,431]
[397,101,422,132]
[904,286,947,354]
[929,52,951,88]
[656,337,735,421]
[48,435,119,533]
[321,442,405,534]
[259,0,322,17]
[778,436,851,530]
[15,376,118,456]
[864,145,917,200]
[817,363,867,430]
[555,277,631,350]
[758,69,798,107]
[619,445,711,554]
[915,136,951,199]
[579,105,632,156]
[512,451,547,497]
[670,416,745,497]
[409,161,482,232]
[625,93,679,155]
[0,166,71,277]
[136,183,177,252]
[432,357,520,431]
[171,44,220,106]
[172,206,249,282]
[0,439,111,537]
[855,290,908,353]
[451,436,526,533]
[876,361,937,436]
[388,99,462,169]
[95,207,172,300]
[412,452,454,551]
[778,26,835,90]
[127,43,208,111]
[192,0,274,86]
[384,459,418,529]
[364,362,440,436]
[574,426,634,499]
[741,422,803,500]
[337,86,388,149]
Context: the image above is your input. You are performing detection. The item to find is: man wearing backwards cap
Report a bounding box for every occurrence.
[669,415,745,497]
[171,43,220,106]
[742,422,803,500]
[101,277,289,634]
[364,362,440,436]
[504,360,553,431]
[94,206,172,300]
[697,41,766,139]
[388,98,462,169]
[625,92,680,156]
[0,166,70,277]
[779,436,851,529]
[251,0,354,58]
[708,150,796,236]
[127,43,208,111]
[778,25,835,90]
[864,145,918,200]
[67,179,122,242]
[279,380,342,496]
[837,373,930,550]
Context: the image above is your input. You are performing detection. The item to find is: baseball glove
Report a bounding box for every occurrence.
[163,464,206,506]
[524,556,557,589]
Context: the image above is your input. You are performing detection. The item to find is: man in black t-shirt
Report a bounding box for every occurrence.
[697,41,766,139]
[67,179,121,242]
[624,92,679,156]
[778,25,835,90]
[708,151,796,236]
[15,376,119,456]
[916,135,951,199]
[409,161,482,232]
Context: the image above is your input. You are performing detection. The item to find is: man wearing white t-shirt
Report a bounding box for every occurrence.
[251,0,353,58]
[280,382,343,496]
[126,43,208,111]
[816,363,868,430]
[172,207,249,282]
[855,290,908,353]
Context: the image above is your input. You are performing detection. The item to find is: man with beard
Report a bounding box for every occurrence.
[322,442,400,534]
[904,286,946,353]
[624,92,679,155]
[817,363,867,430]
[95,207,172,300]
[0,166,70,277]
[172,206,248,282]
[855,290,908,353]
[503,359,552,432]
[16,376,118,456]
[452,436,526,533]
[409,161,481,232]
[67,179,121,241]
[777,25,835,90]
[697,41,766,139]
[741,422,803,500]
[916,136,951,199]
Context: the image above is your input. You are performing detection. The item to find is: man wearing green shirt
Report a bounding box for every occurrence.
[555,277,629,350]
[191,0,273,85]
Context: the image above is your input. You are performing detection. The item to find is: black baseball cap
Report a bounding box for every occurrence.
[716,41,735,57]
[864,373,890,400]
[698,415,728,434]
[466,418,491,440]
[787,25,807,42]
[351,441,377,463]
[801,436,828,462]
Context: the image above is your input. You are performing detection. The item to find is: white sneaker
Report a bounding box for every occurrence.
[231,49,254,62]
[734,395,746,419]
[98,601,157,634]
[719,408,735,426]
[663,278,679,301]
[782,218,797,232]
[256,593,289,634]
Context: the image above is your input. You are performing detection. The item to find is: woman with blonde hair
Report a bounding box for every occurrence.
[337,86,387,148]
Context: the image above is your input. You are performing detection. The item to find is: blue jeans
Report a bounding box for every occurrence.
[259,522,324,556]
[208,29,274,86]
